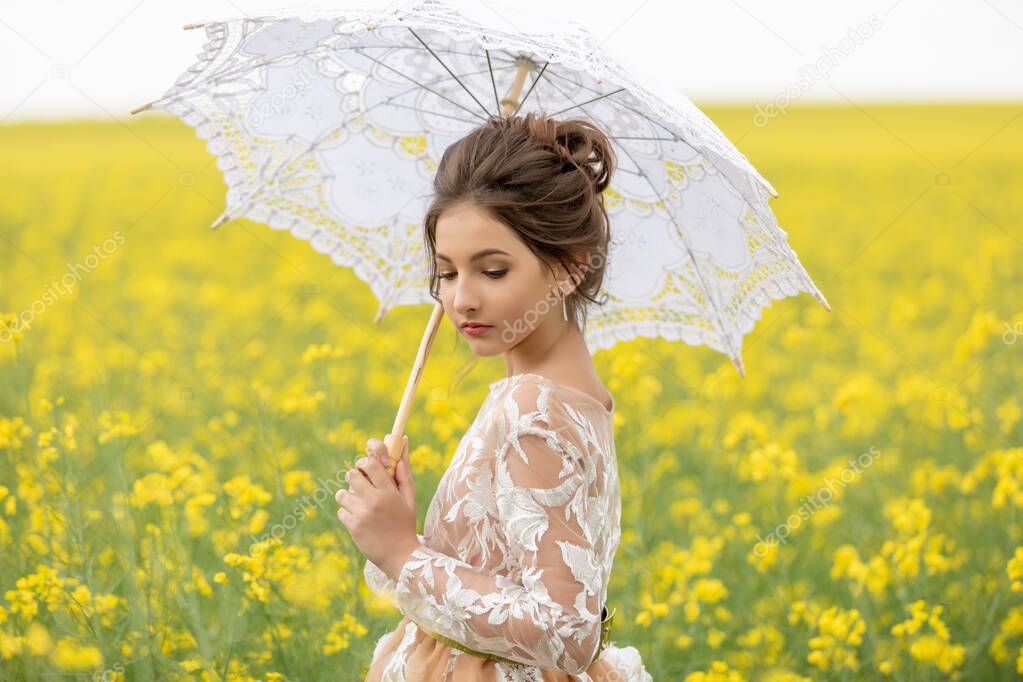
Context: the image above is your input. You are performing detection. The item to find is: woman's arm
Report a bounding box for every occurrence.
[364,532,425,598]
[389,382,607,674]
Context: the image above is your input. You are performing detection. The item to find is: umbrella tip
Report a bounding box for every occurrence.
[373,304,386,324]
[130,102,152,115]
[815,291,832,312]
[211,212,231,230]
[731,354,746,378]
[183,23,205,30]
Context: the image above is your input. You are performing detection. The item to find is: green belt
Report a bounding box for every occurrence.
[421,605,616,669]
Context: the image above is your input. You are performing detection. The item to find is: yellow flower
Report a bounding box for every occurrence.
[909,635,965,673]
[682,659,744,681]
[0,628,24,659]
[692,578,728,604]
[1009,547,1023,592]
[885,497,931,537]
[683,601,700,623]
[748,537,780,574]
[184,492,218,537]
[997,397,1021,433]
[223,475,272,513]
[323,613,369,655]
[738,442,799,483]
[96,410,142,444]
[807,606,865,672]
[892,600,966,674]
[129,472,175,508]
[0,417,32,450]
[989,604,1023,666]
[282,469,314,495]
[25,623,52,655]
[707,627,726,648]
[51,638,102,671]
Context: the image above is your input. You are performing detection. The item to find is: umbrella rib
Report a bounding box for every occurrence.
[356,48,488,121]
[382,101,484,125]
[407,27,494,118]
[548,87,776,255]
[539,72,741,362]
[377,62,520,125]
[511,61,549,118]
[485,49,502,114]
[602,135,682,142]
[527,69,545,113]
[548,87,627,118]
[541,68,797,264]
[540,68,681,140]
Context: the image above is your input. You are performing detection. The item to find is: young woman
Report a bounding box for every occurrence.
[336,112,652,681]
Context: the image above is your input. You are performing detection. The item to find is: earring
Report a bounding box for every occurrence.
[562,292,569,321]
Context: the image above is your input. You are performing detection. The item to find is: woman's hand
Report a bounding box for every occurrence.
[335,435,421,580]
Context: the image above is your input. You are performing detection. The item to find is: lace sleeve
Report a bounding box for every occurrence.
[391,381,606,674]
[364,533,425,601]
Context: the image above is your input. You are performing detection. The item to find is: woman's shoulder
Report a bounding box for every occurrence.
[482,373,613,460]
[487,372,614,418]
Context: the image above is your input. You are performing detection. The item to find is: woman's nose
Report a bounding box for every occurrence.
[453,280,479,315]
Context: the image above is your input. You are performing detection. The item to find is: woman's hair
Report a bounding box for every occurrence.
[422,111,617,333]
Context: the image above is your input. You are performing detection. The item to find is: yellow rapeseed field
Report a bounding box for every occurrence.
[0,103,1021,681]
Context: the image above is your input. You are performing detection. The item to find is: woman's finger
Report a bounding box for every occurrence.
[336,488,355,515]
[346,467,370,493]
[385,438,400,471]
[337,503,353,525]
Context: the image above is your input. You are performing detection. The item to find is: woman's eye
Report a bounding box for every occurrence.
[436,269,507,280]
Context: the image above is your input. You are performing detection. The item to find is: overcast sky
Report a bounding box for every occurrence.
[3,0,1022,123]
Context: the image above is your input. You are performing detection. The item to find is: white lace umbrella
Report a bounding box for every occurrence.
[131,0,829,473]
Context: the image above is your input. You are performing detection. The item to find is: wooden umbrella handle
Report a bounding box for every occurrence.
[383,301,446,478]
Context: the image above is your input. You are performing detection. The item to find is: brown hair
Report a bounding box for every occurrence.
[422,111,617,333]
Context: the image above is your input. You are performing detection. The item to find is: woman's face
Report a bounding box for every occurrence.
[433,202,573,356]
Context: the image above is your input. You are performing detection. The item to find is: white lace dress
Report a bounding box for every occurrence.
[363,372,653,681]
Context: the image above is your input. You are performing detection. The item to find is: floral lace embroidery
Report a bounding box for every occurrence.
[364,374,629,676]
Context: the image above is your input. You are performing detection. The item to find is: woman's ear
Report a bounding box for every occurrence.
[558,252,589,297]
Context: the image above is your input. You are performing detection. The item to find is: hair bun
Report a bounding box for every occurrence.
[516,112,616,195]
[552,139,575,167]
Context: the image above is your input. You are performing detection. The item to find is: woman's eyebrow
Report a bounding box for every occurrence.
[435,248,511,263]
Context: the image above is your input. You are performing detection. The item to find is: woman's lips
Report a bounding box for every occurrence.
[462,325,492,336]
